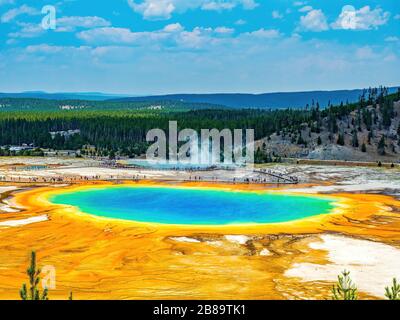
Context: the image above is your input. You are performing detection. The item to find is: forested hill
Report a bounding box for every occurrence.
[0,98,226,112]
[257,88,400,162]
[0,87,398,162]
[110,87,400,109]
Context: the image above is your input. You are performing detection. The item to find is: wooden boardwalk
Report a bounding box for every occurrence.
[253,169,299,184]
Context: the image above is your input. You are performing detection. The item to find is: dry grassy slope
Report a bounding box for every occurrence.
[258,100,400,162]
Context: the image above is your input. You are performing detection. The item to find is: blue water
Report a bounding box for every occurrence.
[49,186,336,225]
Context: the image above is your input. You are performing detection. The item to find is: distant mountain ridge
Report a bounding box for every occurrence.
[0,91,129,101]
[1,87,399,109]
[111,88,400,109]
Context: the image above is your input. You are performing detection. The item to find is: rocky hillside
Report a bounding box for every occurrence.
[257,90,400,163]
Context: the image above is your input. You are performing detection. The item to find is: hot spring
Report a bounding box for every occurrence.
[49,186,337,225]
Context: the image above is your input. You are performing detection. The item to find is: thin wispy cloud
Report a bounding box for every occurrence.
[272,10,283,19]
[56,16,111,32]
[1,4,39,23]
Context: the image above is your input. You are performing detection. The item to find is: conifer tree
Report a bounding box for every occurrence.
[20,251,48,300]
[332,270,358,300]
[352,131,359,148]
[297,135,305,145]
[368,130,373,144]
[337,134,345,146]
[361,143,367,153]
[385,278,400,300]
[378,135,386,155]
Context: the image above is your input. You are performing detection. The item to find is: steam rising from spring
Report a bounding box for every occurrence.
[146,121,254,169]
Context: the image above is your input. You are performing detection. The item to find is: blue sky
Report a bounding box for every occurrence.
[0,0,399,94]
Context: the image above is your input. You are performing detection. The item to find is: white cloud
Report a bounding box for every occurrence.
[201,1,235,11]
[26,44,66,54]
[23,44,136,64]
[235,19,246,25]
[385,36,399,42]
[128,0,175,20]
[177,27,213,48]
[76,25,217,47]
[293,1,307,7]
[6,15,111,39]
[76,23,279,50]
[243,28,281,39]
[172,26,232,48]
[175,26,279,48]
[77,27,144,44]
[298,5,312,13]
[201,0,258,11]
[299,9,329,32]
[272,10,283,19]
[163,22,183,32]
[332,5,390,30]
[8,22,44,38]
[239,0,258,10]
[1,4,39,23]
[214,26,234,34]
[127,0,258,20]
[56,16,111,32]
